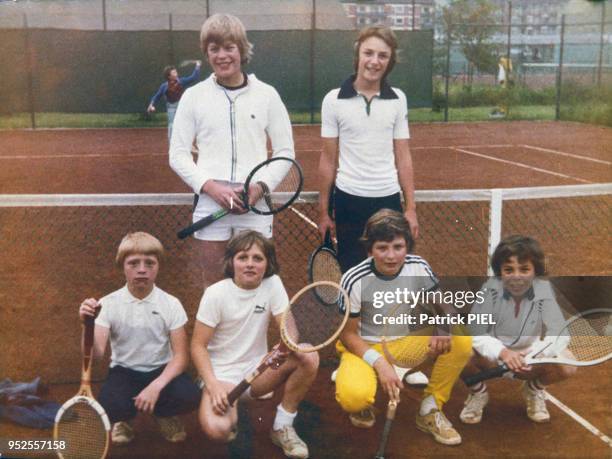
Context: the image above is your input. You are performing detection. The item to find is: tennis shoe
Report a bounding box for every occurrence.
[270,425,309,458]
[349,406,375,428]
[111,421,134,445]
[416,409,462,445]
[155,415,187,442]
[522,382,550,423]
[460,390,489,424]
[403,370,429,387]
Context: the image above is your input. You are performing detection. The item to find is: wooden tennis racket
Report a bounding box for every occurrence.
[464,308,612,386]
[307,229,342,306]
[375,303,433,459]
[54,312,110,459]
[227,281,350,405]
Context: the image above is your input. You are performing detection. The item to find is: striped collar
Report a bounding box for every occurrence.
[338,74,398,100]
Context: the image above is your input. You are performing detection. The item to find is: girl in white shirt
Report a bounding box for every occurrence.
[191,230,316,459]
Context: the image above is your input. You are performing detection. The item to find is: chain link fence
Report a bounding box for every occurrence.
[1,185,610,382]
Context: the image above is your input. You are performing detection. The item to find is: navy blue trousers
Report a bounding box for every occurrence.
[98,365,201,423]
[333,186,403,273]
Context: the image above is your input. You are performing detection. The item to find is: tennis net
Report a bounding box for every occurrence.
[0,183,610,383]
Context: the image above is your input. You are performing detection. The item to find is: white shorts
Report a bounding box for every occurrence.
[193,192,273,241]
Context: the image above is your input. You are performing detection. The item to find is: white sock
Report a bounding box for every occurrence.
[419,395,438,416]
[528,379,545,392]
[469,382,488,394]
[273,404,297,431]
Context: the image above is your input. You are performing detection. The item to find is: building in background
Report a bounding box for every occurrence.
[341,0,435,30]
[490,0,569,36]
[0,0,353,31]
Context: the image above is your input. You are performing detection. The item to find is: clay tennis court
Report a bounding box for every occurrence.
[0,121,610,458]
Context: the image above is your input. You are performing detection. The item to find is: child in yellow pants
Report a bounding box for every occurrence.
[336,209,472,445]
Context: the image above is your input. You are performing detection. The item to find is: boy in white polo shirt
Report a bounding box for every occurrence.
[78,232,200,445]
[318,25,419,273]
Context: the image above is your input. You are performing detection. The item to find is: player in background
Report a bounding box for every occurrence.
[147,61,202,140]
[336,209,472,445]
[318,26,418,274]
[191,230,317,459]
[460,235,576,424]
[78,232,200,446]
[169,14,294,290]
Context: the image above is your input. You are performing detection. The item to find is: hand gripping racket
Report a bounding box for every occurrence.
[375,303,433,459]
[178,156,303,239]
[307,229,342,305]
[227,281,350,405]
[464,308,612,386]
[54,311,110,459]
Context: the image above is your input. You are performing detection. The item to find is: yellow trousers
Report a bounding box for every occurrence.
[335,334,472,413]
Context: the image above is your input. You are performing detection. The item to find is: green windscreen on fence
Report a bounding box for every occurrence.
[0,28,433,115]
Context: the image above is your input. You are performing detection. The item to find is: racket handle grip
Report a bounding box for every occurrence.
[463,364,509,386]
[227,380,251,406]
[177,209,229,239]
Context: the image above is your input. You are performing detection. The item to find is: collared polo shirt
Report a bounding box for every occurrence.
[470,278,566,361]
[339,255,437,341]
[96,285,188,371]
[321,75,410,197]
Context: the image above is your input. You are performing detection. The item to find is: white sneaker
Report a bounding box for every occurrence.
[416,409,462,445]
[348,406,376,428]
[460,390,489,424]
[111,421,134,445]
[403,371,429,387]
[270,425,309,458]
[522,382,550,423]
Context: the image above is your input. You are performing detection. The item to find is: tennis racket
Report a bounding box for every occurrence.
[179,59,200,67]
[464,308,612,386]
[307,230,342,305]
[227,281,350,405]
[178,157,303,239]
[375,304,433,459]
[54,312,110,459]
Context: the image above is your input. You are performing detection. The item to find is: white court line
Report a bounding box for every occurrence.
[288,205,338,244]
[545,391,612,447]
[453,147,592,184]
[521,144,612,166]
[289,205,318,230]
[0,152,167,160]
[412,144,514,150]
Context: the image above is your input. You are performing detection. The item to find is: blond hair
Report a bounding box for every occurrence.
[353,26,399,78]
[200,14,254,64]
[115,232,164,266]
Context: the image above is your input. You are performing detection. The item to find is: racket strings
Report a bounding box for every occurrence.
[311,251,342,302]
[566,313,612,362]
[382,336,430,369]
[249,161,302,213]
[56,402,107,459]
[283,285,345,351]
